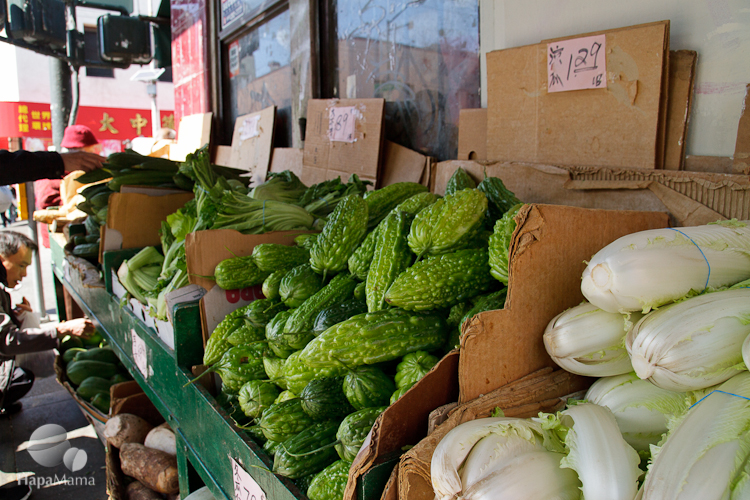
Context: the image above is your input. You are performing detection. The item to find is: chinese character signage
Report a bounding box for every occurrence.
[0,101,175,141]
[547,35,607,93]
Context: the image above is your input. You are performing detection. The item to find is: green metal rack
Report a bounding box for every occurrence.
[49,235,306,500]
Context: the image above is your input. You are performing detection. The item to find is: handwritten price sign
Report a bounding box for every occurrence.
[231,457,266,500]
[547,35,606,93]
[131,330,148,379]
[327,106,357,143]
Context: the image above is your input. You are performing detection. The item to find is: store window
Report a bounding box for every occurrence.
[222,7,292,147]
[321,0,480,160]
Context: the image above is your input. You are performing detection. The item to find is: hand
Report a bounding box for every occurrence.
[56,318,96,339]
[13,297,32,314]
[60,152,105,173]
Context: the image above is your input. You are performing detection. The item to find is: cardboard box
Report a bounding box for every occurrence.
[228,106,276,185]
[380,141,432,188]
[457,109,487,161]
[390,368,590,500]
[303,98,386,186]
[433,160,750,226]
[53,354,110,444]
[106,381,166,500]
[458,204,668,404]
[184,229,313,342]
[664,50,697,170]
[101,188,194,252]
[343,351,461,500]
[269,148,305,179]
[486,21,669,170]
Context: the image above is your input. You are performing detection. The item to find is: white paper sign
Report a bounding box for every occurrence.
[230,456,267,500]
[327,106,357,143]
[547,35,607,92]
[239,115,261,141]
[131,329,148,379]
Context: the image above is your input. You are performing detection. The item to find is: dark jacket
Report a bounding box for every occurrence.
[0,150,65,186]
[0,268,59,407]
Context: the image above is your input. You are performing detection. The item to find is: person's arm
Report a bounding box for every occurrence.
[0,150,65,185]
[0,316,94,356]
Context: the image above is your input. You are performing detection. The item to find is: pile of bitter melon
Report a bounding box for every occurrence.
[199,167,522,500]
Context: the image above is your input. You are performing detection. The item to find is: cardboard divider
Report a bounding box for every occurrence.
[432,160,750,226]
[458,204,668,404]
[344,351,460,500]
[392,368,591,500]
[184,229,315,343]
[228,106,276,185]
[664,50,697,170]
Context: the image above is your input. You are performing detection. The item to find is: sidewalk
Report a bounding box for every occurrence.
[0,221,107,499]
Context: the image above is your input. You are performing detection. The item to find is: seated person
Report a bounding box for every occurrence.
[0,231,94,415]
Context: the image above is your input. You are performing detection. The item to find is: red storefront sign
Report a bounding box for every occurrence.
[0,102,175,140]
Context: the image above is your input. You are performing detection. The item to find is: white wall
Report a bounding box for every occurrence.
[0,42,19,102]
[480,0,750,157]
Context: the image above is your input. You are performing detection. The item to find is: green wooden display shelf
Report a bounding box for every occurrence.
[49,244,306,500]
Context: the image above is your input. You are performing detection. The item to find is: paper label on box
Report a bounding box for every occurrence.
[230,456,267,500]
[547,35,606,92]
[131,329,149,379]
[327,106,358,143]
[239,115,261,141]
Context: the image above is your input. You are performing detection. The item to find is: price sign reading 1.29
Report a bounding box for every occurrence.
[547,35,607,93]
[231,457,266,500]
[327,106,357,143]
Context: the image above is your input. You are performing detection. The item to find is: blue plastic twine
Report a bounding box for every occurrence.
[668,227,711,292]
[688,390,750,410]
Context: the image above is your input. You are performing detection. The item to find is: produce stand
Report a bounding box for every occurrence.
[48,232,306,500]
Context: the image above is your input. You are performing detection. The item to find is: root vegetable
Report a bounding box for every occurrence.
[144,422,176,456]
[105,414,154,448]
[121,442,179,494]
[126,480,162,500]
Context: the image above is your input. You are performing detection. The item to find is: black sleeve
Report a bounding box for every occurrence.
[0,150,65,185]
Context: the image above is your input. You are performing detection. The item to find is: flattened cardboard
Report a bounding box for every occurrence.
[396,368,591,500]
[169,112,213,162]
[269,148,305,179]
[733,84,750,175]
[184,229,312,341]
[486,21,669,169]
[343,351,460,500]
[685,155,735,174]
[303,99,386,185]
[213,145,233,167]
[434,160,750,225]
[459,204,668,403]
[664,50,697,170]
[457,109,487,160]
[379,141,431,187]
[102,190,194,251]
[228,106,276,185]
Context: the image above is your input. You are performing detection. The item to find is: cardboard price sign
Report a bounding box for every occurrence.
[230,457,266,500]
[328,106,358,143]
[547,35,606,92]
[131,329,148,379]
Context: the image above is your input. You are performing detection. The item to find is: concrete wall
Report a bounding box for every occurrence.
[480,0,750,157]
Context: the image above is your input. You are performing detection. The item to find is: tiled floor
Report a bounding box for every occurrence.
[0,222,108,499]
